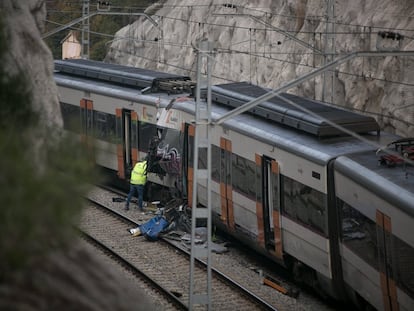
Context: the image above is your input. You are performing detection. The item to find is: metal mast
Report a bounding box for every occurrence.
[322,0,335,102]
[81,0,90,59]
[189,40,215,310]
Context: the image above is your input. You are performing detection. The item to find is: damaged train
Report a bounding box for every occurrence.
[54,59,414,311]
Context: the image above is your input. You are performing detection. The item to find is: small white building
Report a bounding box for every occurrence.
[61,31,81,59]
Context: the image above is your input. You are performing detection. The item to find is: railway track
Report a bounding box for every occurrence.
[80,198,277,310]
[83,186,339,311]
[79,228,186,310]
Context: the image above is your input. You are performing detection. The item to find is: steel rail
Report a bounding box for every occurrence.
[88,188,279,310]
[79,228,188,310]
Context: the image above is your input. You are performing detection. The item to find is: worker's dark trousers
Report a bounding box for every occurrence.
[126,184,145,210]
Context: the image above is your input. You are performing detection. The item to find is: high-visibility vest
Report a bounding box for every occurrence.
[130,161,147,185]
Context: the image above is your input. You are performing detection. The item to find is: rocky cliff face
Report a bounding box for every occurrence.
[1,0,63,167]
[1,0,62,130]
[106,0,414,137]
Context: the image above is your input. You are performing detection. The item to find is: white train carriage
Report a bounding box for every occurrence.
[335,149,414,311]
[55,59,194,193]
[195,81,388,300]
[54,59,413,309]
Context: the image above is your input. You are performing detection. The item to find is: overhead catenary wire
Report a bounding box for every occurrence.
[46,17,414,115]
[105,44,414,131]
[109,2,414,29]
[45,18,414,86]
[45,6,414,37]
[155,14,414,36]
[47,1,414,164]
[46,20,414,98]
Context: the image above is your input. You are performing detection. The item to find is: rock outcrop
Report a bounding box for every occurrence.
[1,0,63,167]
[1,0,62,130]
[106,0,414,137]
[0,1,156,310]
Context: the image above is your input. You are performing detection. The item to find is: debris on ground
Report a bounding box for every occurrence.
[128,198,190,241]
[253,269,300,298]
[126,199,228,252]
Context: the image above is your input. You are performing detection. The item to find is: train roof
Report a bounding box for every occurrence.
[55,60,379,138]
[212,82,380,138]
[174,97,393,165]
[55,63,393,165]
[54,59,195,94]
[335,151,414,214]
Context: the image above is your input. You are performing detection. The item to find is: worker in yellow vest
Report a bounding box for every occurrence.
[125,159,147,211]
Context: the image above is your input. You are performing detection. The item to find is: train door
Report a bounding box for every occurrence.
[184,130,235,230]
[376,211,399,311]
[115,108,138,179]
[80,98,93,139]
[262,156,283,259]
[220,138,235,230]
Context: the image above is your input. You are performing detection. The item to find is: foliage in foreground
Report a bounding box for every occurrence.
[0,17,98,280]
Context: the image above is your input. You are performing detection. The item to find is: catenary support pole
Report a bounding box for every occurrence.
[81,0,90,59]
[189,40,215,310]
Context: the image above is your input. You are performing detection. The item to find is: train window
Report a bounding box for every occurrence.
[60,102,81,133]
[393,235,414,298]
[197,146,220,182]
[211,145,220,182]
[271,171,279,211]
[93,111,116,143]
[220,148,232,190]
[198,147,207,170]
[107,114,116,143]
[131,118,138,149]
[139,121,158,152]
[256,161,262,202]
[282,176,327,236]
[232,154,256,200]
[188,133,194,167]
[338,200,379,270]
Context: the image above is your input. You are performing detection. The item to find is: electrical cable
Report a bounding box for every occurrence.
[44,18,414,89]
[46,2,414,160]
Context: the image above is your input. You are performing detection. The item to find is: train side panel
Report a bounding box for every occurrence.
[335,155,414,311]
[56,60,413,311]
[58,83,173,186]
[191,122,338,295]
